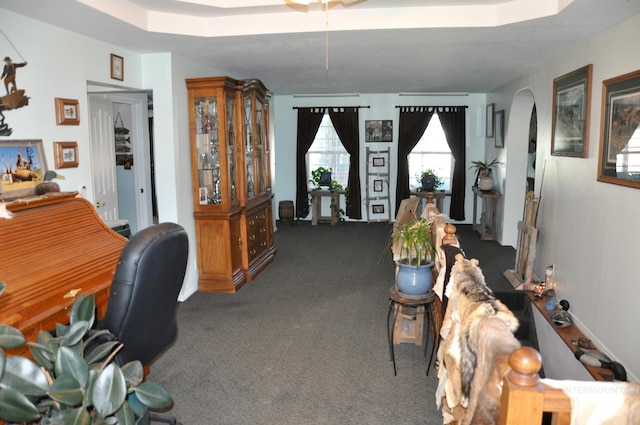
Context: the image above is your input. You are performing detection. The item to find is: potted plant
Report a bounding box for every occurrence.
[391,216,435,296]
[417,170,443,192]
[470,158,501,191]
[0,290,173,425]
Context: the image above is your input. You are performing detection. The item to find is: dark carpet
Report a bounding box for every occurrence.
[149,222,515,424]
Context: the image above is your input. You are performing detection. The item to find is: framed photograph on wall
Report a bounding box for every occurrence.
[55,98,80,125]
[372,204,385,214]
[373,179,383,192]
[372,157,385,167]
[54,141,79,169]
[486,103,495,138]
[365,120,393,142]
[495,110,505,148]
[0,139,48,200]
[111,54,124,81]
[597,69,640,189]
[551,64,592,157]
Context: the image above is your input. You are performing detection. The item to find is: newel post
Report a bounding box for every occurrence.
[498,346,545,425]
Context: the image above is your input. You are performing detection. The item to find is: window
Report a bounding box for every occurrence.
[307,113,349,187]
[408,113,453,191]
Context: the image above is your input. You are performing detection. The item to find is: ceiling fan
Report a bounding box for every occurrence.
[287,0,367,68]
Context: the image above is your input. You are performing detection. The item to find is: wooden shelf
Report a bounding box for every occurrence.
[528,292,615,381]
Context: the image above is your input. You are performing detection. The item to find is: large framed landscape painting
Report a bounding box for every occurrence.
[551,64,592,157]
[0,139,48,200]
[598,69,640,189]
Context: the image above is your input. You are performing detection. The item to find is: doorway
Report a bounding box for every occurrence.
[527,106,537,194]
[88,90,156,234]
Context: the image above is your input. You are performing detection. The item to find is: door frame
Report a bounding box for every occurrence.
[88,90,154,233]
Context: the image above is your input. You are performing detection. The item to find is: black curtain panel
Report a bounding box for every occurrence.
[328,107,362,219]
[295,107,326,218]
[395,107,434,213]
[438,107,466,221]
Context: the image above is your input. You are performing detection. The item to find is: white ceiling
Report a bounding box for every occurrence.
[1,0,639,95]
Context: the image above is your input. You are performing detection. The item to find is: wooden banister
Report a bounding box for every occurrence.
[498,346,572,425]
[443,223,457,246]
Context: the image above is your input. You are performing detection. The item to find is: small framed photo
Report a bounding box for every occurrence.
[372,204,385,214]
[373,179,383,192]
[54,141,79,169]
[372,157,385,167]
[495,110,505,148]
[55,98,80,125]
[365,120,393,142]
[597,69,640,189]
[111,54,124,81]
[486,103,495,138]
[551,64,592,157]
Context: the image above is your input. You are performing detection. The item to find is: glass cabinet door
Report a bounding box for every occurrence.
[226,90,238,205]
[194,96,221,205]
[255,97,266,195]
[244,93,255,200]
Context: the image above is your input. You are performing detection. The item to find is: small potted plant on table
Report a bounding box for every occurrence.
[470,158,501,191]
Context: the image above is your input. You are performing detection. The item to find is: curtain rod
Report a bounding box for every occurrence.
[395,105,468,109]
[292,106,370,110]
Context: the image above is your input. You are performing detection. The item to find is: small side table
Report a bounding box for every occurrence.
[387,288,436,376]
[310,189,345,225]
[472,186,501,241]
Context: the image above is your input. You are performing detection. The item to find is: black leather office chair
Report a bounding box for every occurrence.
[97,222,189,424]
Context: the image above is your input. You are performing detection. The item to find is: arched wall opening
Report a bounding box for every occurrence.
[501,89,536,247]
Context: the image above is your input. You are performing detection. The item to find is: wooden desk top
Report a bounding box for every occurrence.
[1,195,127,356]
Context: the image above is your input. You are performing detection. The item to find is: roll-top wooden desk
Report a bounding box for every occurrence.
[0,193,127,356]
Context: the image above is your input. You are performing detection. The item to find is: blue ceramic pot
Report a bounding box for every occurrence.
[421,176,436,192]
[396,261,434,296]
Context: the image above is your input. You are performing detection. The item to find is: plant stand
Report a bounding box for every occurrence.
[472,186,501,240]
[387,288,436,376]
[310,190,344,225]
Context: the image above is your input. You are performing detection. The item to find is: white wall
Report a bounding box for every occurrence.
[0,9,142,200]
[272,93,488,224]
[491,14,640,381]
[0,8,225,301]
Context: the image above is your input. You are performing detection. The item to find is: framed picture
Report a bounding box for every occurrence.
[372,157,385,167]
[55,97,80,125]
[551,64,592,157]
[372,204,385,214]
[495,110,505,148]
[0,139,48,200]
[53,141,79,169]
[365,120,393,142]
[597,69,640,189]
[373,179,383,192]
[486,103,495,138]
[111,54,124,81]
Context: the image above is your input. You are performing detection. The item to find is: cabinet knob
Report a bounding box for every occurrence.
[238,238,243,246]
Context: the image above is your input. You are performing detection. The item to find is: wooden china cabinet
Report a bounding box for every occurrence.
[187,76,276,292]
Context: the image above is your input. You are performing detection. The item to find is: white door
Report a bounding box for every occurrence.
[89,95,119,221]
[88,92,153,231]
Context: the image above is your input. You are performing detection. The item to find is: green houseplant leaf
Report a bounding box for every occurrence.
[55,345,90,387]
[49,374,84,406]
[0,325,26,349]
[1,356,49,396]
[0,387,41,423]
[134,381,174,410]
[91,363,127,417]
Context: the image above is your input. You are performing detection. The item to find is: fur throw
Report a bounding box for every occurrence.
[438,254,520,425]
